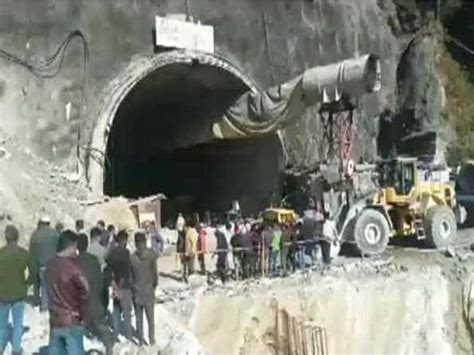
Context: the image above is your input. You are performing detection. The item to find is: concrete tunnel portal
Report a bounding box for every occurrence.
[94,52,283,222]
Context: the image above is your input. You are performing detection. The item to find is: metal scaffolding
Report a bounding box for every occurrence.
[273,302,328,355]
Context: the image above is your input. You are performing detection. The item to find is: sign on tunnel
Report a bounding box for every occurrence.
[155,16,214,53]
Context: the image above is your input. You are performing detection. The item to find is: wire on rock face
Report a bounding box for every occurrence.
[0,30,90,171]
[445,32,474,57]
[0,30,89,81]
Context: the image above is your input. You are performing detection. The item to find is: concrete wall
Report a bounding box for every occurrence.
[0,0,402,173]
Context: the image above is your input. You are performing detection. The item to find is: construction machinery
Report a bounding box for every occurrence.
[210,51,458,255]
[341,157,457,255]
[455,161,474,227]
[263,208,297,225]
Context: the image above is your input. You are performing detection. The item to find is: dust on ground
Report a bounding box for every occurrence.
[155,244,474,354]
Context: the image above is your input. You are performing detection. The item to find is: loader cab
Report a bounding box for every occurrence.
[379,157,417,202]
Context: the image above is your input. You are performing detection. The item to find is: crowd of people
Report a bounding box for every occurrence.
[175,203,339,284]
[0,201,337,354]
[0,216,162,355]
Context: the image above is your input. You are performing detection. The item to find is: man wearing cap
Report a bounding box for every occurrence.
[29,215,59,312]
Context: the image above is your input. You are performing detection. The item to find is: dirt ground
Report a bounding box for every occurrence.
[153,228,474,354]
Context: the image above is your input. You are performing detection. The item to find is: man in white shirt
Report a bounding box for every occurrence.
[321,213,338,265]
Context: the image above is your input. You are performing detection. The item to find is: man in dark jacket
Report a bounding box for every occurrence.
[105,230,133,341]
[230,226,243,278]
[176,228,186,274]
[106,225,116,248]
[196,224,207,274]
[215,225,228,284]
[97,220,110,248]
[241,227,255,279]
[281,224,293,276]
[29,216,60,311]
[75,219,85,234]
[301,206,321,267]
[47,230,89,354]
[77,233,113,354]
[262,225,273,275]
[0,225,31,355]
[131,232,158,346]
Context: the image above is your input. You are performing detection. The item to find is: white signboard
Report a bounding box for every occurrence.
[155,16,214,53]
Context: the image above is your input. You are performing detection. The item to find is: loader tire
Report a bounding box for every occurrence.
[424,205,457,249]
[354,209,390,256]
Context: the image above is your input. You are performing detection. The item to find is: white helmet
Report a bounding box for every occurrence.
[39,215,51,224]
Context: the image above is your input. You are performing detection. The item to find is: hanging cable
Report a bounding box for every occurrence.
[0,30,90,172]
[0,30,89,79]
[445,33,474,57]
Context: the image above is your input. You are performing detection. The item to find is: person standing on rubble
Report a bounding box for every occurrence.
[224,222,234,271]
[313,204,325,263]
[131,232,158,346]
[97,220,110,248]
[0,225,31,355]
[262,224,273,275]
[105,230,134,342]
[250,223,263,277]
[176,213,186,274]
[75,219,85,234]
[281,223,293,276]
[289,223,300,272]
[88,226,107,270]
[176,226,186,274]
[197,223,207,275]
[215,222,228,284]
[47,230,89,354]
[295,219,305,269]
[148,221,164,256]
[176,213,185,233]
[321,213,338,265]
[106,225,116,248]
[77,233,113,354]
[241,224,256,279]
[230,223,243,278]
[29,215,59,312]
[183,222,198,281]
[270,224,282,275]
[54,222,64,234]
[301,199,320,268]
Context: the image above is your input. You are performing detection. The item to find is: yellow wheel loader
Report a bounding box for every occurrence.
[349,157,457,255]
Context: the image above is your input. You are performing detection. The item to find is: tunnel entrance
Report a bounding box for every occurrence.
[103,56,283,222]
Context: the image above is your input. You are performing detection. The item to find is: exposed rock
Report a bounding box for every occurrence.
[378,29,448,162]
[446,246,457,258]
[83,197,138,231]
[0,147,11,160]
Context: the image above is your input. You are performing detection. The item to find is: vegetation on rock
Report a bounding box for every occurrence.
[436,35,474,165]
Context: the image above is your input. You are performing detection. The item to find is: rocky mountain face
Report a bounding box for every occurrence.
[376,0,471,165]
[0,0,469,176]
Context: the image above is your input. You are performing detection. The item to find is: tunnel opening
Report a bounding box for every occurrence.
[104,59,283,222]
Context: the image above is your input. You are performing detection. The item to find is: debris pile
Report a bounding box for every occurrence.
[0,129,89,244]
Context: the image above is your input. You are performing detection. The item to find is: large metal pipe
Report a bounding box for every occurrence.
[212,54,381,139]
